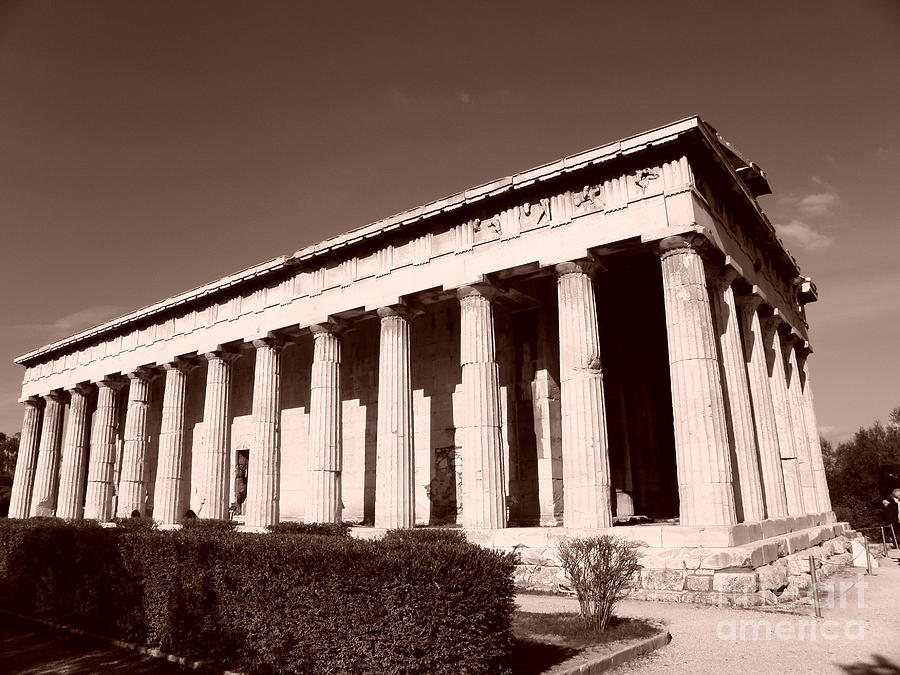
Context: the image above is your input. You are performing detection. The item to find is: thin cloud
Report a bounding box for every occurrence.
[11,305,127,341]
[457,91,473,105]
[775,219,834,250]
[796,191,839,216]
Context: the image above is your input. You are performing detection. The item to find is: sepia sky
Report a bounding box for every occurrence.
[0,1,898,443]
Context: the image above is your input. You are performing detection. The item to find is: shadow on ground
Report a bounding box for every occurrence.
[0,615,192,674]
[510,638,579,675]
[840,654,900,675]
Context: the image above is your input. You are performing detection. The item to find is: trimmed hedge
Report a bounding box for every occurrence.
[0,520,516,674]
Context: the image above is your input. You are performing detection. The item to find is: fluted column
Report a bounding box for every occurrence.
[307,323,343,524]
[375,306,415,528]
[83,377,126,521]
[658,235,736,527]
[555,260,612,529]
[797,350,832,513]
[8,397,45,518]
[198,350,239,520]
[736,295,788,518]
[245,337,282,528]
[784,336,817,512]
[153,359,196,525]
[708,271,766,522]
[29,391,67,517]
[760,316,804,515]
[56,384,94,519]
[457,286,507,529]
[116,367,158,517]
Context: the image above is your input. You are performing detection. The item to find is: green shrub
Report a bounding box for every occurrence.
[180,517,238,533]
[557,535,642,632]
[0,519,516,674]
[266,521,349,537]
[382,527,468,544]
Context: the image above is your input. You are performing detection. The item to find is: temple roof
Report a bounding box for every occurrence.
[15,116,792,366]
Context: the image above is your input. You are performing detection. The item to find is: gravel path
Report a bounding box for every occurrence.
[517,551,900,674]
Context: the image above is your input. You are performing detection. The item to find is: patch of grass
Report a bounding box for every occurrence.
[510,611,661,674]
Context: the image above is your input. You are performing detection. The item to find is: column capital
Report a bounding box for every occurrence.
[706,264,741,291]
[657,231,718,260]
[759,314,784,340]
[23,395,45,409]
[735,290,765,314]
[376,303,421,319]
[456,283,500,301]
[71,382,96,397]
[94,375,127,391]
[46,390,69,405]
[163,357,199,373]
[128,366,159,383]
[310,318,349,335]
[554,257,605,278]
[249,334,286,351]
[203,349,242,363]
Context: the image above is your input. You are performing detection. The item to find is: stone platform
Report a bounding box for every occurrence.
[350,511,854,606]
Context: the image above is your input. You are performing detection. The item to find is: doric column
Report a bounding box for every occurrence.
[29,391,67,517]
[658,235,736,527]
[375,306,415,528]
[797,349,832,513]
[457,286,507,529]
[307,323,343,524]
[153,358,196,525]
[555,260,612,529]
[8,398,45,518]
[533,316,563,526]
[198,350,239,520]
[245,337,283,528]
[736,295,788,518]
[56,384,94,519]
[760,316,804,515]
[116,367,158,517]
[83,377,126,521]
[784,336,818,512]
[708,270,766,522]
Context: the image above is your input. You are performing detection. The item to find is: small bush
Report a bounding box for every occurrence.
[266,521,349,537]
[382,527,468,544]
[557,535,642,632]
[113,516,158,531]
[180,518,238,533]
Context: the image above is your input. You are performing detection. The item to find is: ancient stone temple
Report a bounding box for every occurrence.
[8,117,849,602]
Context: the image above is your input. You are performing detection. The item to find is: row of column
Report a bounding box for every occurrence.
[659,234,831,526]
[9,241,829,529]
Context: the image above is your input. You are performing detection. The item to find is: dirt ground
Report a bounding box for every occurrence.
[517,550,900,674]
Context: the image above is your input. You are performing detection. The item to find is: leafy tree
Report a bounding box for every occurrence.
[0,432,20,517]
[0,432,20,476]
[824,412,900,528]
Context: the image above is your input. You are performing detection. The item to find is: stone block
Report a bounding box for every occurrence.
[664,549,706,570]
[785,532,810,555]
[640,568,687,591]
[712,571,759,594]
[698,526,736,548]
[684,574,713,592]
[700,547,754,570]
[757,561,789,591]
[761,517,791,539]
[519,546,559,566]
[614,525,663,547]
[660,526,704,548]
